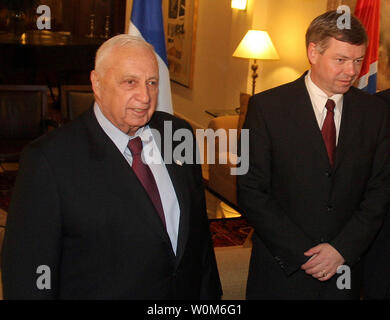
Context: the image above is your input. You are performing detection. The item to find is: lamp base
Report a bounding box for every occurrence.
[251,60,258,96]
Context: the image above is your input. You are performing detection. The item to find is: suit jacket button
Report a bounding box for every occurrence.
[325,171,331,177]
[326,205,333,212]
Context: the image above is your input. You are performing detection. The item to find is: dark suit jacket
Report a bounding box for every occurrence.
[1,109,222,299]
[363,88,390,299]
[238,74,390,299]
[376,89,390,105]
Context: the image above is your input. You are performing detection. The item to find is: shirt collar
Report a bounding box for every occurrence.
[305,70,343,113]
[94,103,147,154]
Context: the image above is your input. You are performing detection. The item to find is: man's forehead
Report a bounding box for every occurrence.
[323,38,366,56]
[111,44,154,58]
[328,37,366,50]
[102,45,158,72]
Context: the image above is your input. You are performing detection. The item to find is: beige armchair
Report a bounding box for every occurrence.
[206,93,250,207]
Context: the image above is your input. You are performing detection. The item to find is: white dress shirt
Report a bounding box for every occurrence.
[305,70,343,145]
[94,103,180,254]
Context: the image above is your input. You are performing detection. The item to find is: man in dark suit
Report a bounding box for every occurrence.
[363,88,390,300]
[1,35,222,299]
[238,11,390,299]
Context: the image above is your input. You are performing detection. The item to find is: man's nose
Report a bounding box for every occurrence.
[345,61,358,77]
[136,84,150,103]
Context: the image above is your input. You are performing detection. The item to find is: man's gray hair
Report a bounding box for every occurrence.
[94,34,155,74]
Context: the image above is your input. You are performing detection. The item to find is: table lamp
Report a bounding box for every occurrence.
[233,30,279,95]
[231,0,247,10]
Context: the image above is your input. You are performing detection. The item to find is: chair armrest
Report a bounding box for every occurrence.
[208,115,239,131]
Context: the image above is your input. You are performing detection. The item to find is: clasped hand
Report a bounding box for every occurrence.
[300,243,345,281]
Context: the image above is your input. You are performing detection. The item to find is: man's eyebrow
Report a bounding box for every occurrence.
[120,75,158,79]
[335,54,365,59]
[121,74,138,79]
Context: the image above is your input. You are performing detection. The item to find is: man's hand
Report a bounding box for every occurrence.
[301,243,345,281]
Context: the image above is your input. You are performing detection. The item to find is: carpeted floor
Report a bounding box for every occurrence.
[214,246,251,300]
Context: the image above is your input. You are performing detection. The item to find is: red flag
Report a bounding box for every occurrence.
[354,0,381,93]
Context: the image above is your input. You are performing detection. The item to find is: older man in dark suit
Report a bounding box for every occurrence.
[1,35,222,299]
[238,11,390,299]
[363,88,390,300]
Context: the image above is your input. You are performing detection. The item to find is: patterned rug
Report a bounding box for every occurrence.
[0,167,251,247]
[209,218,251,247]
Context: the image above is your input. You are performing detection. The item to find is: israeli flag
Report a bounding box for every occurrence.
[129,0,173,114]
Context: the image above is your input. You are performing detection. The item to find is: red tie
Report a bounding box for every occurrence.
[128,137,166,228]
[322,99,336,167]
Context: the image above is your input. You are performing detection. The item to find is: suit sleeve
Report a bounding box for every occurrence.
[237,99,316,276]
[330,106,390,266]
[1,145,62,299]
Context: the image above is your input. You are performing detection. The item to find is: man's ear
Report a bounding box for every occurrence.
[307,42,319,65]
[90,70,100,99]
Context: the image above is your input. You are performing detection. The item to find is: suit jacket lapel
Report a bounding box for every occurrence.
[289,74,330,166]
[83,109,173,251]
[333,89,363,172]
[149,113,190,264]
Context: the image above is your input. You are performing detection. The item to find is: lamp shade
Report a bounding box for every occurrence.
[233,30,280,60]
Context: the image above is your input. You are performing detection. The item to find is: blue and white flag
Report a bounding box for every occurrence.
[129,0,173,114]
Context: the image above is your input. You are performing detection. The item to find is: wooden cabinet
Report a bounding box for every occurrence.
[59,0,126,38]
[0,0,126,86]
[0,0,126,38]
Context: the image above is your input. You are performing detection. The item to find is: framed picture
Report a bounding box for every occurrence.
[327,0,390,91]
[166,0,198,88]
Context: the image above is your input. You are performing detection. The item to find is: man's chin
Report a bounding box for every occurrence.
[124,119,151,134]
[334,84,352,95]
